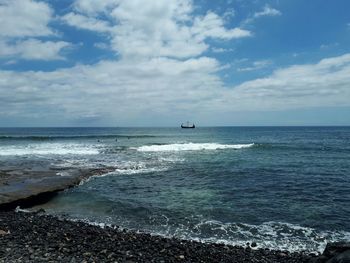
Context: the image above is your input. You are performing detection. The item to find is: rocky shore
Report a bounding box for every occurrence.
[0,167,113,210]
[0,211,317,263]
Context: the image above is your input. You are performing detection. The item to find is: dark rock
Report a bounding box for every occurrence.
[326,250,350,263]
[309,255,328,263]
[0,168,114,210]
[324,242,350,258]
[310,242,350,263]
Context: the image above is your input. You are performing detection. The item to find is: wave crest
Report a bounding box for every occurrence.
[136,143,254,152]
[0,143,99,156]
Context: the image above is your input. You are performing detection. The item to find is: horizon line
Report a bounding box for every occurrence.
[0,125,349,128]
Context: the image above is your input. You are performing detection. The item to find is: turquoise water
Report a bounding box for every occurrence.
[1,127,350,252]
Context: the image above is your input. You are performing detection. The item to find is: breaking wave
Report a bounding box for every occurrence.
[79,161,168,185]
[49,212,350,254]
[0,143,99,156]
[138,217,350,254]
[179,220,350,253]
[136,143,255,152]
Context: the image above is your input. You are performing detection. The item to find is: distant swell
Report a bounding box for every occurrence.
[136,143,254,152]
[0,134,157,141]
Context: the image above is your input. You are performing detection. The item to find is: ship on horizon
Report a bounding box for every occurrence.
[181,121,195,129]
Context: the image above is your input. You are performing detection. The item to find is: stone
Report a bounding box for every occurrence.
[326,250,350,263]
[0,229,9,235]
[324,242,350,258]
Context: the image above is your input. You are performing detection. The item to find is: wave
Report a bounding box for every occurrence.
[79,162,167,185]
[0,143,99,156]
[178,220,350,254]
[0,134,158,141]
[137,217,350,254]
[47,212,350,254]
[136,143,255,152]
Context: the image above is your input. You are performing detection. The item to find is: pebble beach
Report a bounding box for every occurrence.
[0,211,315,263]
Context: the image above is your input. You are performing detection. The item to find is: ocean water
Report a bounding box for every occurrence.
[1,127,350,253]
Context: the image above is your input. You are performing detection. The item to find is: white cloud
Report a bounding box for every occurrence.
[0,56,224,121]
[0,39,71,60]
[192,12,251,40]
[62,0,251,59]
[3,59,17,65]
[320,43,339,50]
[243,5,281,25]
[253,5,281,18]
[73,0,118,15]
[211,47,235,53]
[237,59,272,72]
[61,12,113,33]
[0,0,54,37]
[229,54,350,110]
[0,0,71,61]
[223,8,235,20]
[1,54,350,122]
[94,42,110,50]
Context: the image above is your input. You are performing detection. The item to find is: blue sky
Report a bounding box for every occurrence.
[0,0,349,126]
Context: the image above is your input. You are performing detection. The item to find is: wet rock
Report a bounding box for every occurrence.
[0,168,114,210]
[326,250,350,263]
[310,242,350,263]
[324,242,350,258]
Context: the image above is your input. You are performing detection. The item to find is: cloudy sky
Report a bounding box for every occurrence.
[0,0,350,126]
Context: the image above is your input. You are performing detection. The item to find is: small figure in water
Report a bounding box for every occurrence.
[115,138,118,142]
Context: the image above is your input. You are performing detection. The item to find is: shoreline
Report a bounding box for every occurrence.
[0,210,317,263]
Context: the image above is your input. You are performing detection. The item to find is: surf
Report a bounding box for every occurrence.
[135,143,255,152]
[0,143,99,156]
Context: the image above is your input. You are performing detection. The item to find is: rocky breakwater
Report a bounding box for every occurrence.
[0,211,315,263]
[0,167,112,210]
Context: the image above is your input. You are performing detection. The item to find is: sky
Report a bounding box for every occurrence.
[0,0,350,127]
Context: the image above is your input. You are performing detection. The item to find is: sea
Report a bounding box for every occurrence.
[0,127,349,253]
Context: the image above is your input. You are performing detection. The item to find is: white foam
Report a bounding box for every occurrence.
[31,208,350,254]
[79,161,168,185]
[169,220,350,254]
[15,206,31,213]
[56,171,71,177]
[123,214,350,254]
[114,167,167,175]
[136,143,254,152]
[0,143,99,156]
